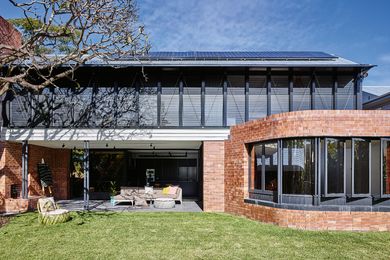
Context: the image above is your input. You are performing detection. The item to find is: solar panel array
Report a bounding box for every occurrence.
[132,51,336,60]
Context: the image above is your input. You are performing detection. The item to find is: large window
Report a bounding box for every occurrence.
[282,139,315,195]
[353,139,370,195]
[383,139,390,196]
[249,141,278,192]
[326,138,345,195]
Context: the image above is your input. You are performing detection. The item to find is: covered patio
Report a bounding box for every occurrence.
[57,199,202,212]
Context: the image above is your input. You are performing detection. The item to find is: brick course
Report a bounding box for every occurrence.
[225,110,390,231]
[0,141,70,213]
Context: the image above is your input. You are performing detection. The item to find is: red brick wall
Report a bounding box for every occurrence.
[225,110,390,231]
[0,16,22,53]
[386,145,390,194]
[0,141,70,212]
[203,141,225,212]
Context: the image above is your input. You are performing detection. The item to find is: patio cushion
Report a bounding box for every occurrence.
[168,186,178,195]
[38,197,56,213]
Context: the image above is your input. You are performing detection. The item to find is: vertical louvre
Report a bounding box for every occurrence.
[161,74,180,126]
[227,75,245,126]
[337,76,355,109]
[249,75,267,120]
[139,78,158,127]
[205,75,223,126]
[293,76,311,111]
[315,75,333,110]
[182,76,201,126]
[271,75,289,115]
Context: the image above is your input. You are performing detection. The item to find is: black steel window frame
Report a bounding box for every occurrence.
[324,137,347,197]
[351,138,372,197]
[248,140,278,195]
[381,138,390,198]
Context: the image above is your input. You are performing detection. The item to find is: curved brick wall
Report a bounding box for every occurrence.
[225,110,390,231]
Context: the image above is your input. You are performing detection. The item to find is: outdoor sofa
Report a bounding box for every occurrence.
[112,186,182,206]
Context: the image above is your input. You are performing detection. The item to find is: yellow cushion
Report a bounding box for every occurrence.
[162,187,170,194]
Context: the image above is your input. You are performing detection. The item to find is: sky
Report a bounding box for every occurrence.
[1,0,389,86]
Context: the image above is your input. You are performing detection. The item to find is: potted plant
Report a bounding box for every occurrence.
[109,181,117,206]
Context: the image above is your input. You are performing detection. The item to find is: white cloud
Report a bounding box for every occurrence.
[139,0,321,51]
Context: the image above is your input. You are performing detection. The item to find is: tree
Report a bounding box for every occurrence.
[0,0,150,96]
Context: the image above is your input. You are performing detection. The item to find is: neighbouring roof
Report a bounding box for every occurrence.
[362,86,390,96]
[363,91,390,110]
[81,51,374,69]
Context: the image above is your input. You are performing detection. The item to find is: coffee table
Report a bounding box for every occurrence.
[154,198,175,209]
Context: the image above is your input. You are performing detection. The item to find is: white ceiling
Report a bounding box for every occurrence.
[28,140,202,150]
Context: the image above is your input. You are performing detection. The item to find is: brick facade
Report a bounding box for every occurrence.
[225,110,390,231]
[203,141,225,212]
[0,16,22,53]
[0,141,70,213]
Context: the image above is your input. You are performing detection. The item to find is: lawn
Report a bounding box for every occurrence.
[1,212,390,259]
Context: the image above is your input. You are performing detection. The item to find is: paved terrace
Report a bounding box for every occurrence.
[57,199,203,212]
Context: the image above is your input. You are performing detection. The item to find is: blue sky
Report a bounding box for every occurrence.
[1,0,389,86]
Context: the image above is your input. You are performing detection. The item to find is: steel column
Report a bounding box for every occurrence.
[201,81,205,127]
[333,71,338,110]
[179,80,183,127]
[83,140,90,210]
[223,75,227,127]
[244,72,249,122]
[311,73,316,110]
[266,69,271,116]
[288,69,293,112]
[157,81,161,127]
[355,73,363,109]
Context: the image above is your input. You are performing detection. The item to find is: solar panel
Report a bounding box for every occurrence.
[133,51,336,60]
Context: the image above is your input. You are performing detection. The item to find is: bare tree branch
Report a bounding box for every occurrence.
[0,0,150,95]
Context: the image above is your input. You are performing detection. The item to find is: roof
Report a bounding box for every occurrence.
[363,91,390,110]
[82,51,374,69]
[362,86,390,96]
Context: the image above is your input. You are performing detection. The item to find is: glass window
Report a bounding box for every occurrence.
[250,144,262,190]
[205,75,223,126]
[353,139,370,194]
[337,76,355,109]
[249,141,278,191]
[315,75,333,110]
[326,138,345,194]
[227,75,245,126]
[271,76,289,115]
[383,140,390,195]
[182,76,201,126]
[293,76,311,111]
[248,75,267,120]
[264,142,278,191]
[283,139,315,195]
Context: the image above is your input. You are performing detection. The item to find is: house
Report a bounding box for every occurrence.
[1,50,390,231]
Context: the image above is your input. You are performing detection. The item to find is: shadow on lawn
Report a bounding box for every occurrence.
[71,210,119,225]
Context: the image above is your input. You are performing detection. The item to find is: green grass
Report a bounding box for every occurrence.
[1,212,390,259]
